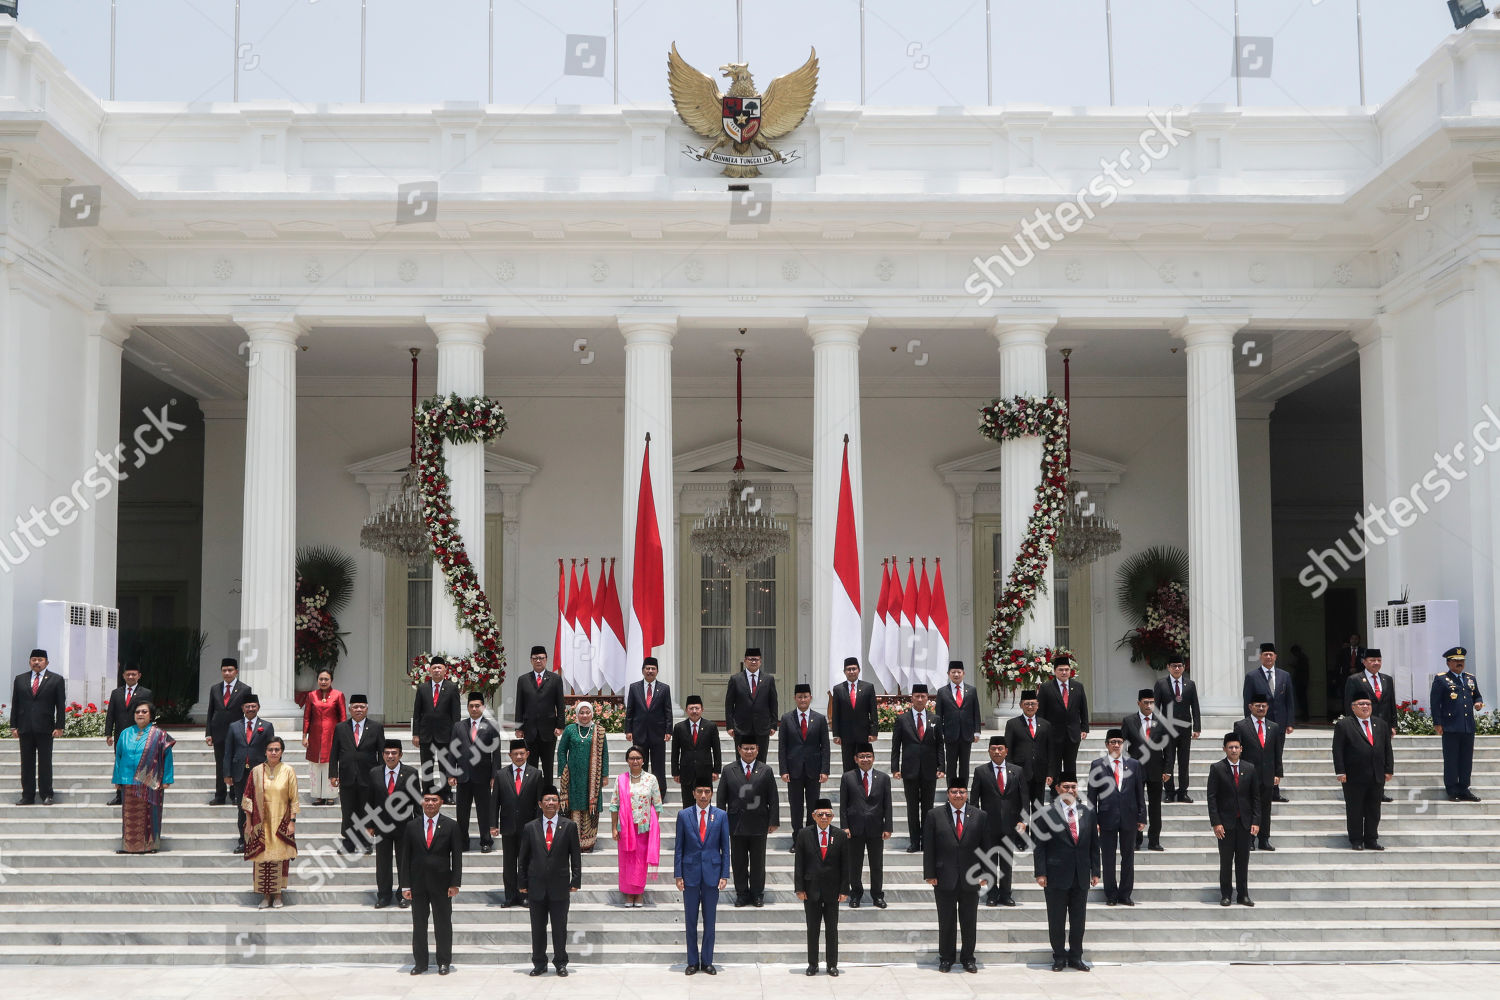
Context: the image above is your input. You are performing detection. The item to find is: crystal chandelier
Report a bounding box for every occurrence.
[359,348,431,565]
[1053,348,1122,569]
[690,347,790,572]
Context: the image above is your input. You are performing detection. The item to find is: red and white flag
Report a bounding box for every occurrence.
[884,554,904,691]
[897,558,918,692]
[915,558,935,688]
[575,560,596,693]
[931,557,952,682]
[552,559,565,669]
[626,435,665,673]
[561,559,581,692]
[828,437,863,690]
[600,558,629,691]
[590,561,609,693]
[868,559,894,691]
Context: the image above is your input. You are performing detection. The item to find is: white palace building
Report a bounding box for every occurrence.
[1,15,1498,727]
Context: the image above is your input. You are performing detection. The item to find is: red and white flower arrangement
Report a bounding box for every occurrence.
[982,645,1071,695]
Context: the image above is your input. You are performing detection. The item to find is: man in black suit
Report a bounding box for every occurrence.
[779,683,830,846]
[1207,732,1260,906]
[933,661,982,783]
[724,647,778,762]
[717,735,780,906]
[1152,654,1201,803]
[970,736,1026,907]
[400,789,463,976]
[104,665,152,805]
[514,646,566,786]
[1088,729,1145,906]
[329,693,384,853]
[10,649,66,806]
[370,739,423,909]
[1121,689,1167,851]
[1242,642,1296,735]
[224,696,275,852]
[1033,773,1101,972]
[1344,648,1397,730]
[828,656,878,775]
[412,656,461,801]
[839,742,893,909]
[1233,695,1284,850]
[624,655,673,792]
[1333,695,1395,851]
[518,784,583,976]
[1004,690,1054,807]
[671,695,721,807]
[493,739,542,906]
[891,684,945,853]
[205,657,252,805]
[448,691,502,853]
[923,780,988,973]
[794,798,849,976]
[1038,656,1090,779]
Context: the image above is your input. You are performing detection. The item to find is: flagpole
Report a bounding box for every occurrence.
[1233,0,1242,106]
[233,0,241,102]
[737,0,743,62]
[1105,0,1116,106]
[109,0,117,100]
[1355,0,1366,106]
[859,1,867,104]
[985,0,994,106]
[612,0,620,103]
[488,0,495,104]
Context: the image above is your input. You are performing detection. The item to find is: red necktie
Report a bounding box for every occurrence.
[997,765,1005,793]
[125,687,133,706]
[1363,720,1373,746]
[750,673,758,696]
[354,722,362,744]
[849,683,857,708]
[31,674,39,696]
[955,685,963,708]
[800,714,807,740]
[820,829,828,859]
[432,683,439,707]
[471,720,479,743]
[646,683,653,707]
[1145,718,1152,740]
[425,819,435,848]
[917,713,925,740]
[692,723,699,746]
[514,768,523,794]
[245,722,252,742]
[1174,679,1181,702]
[1067,807,1077,842]
[535,673,543,688]
[1113,759,1122,788]
[863,770,871,797]
[955,810,964,840]
[223,683,231,707]
[700,809,707,842]
[1257,721,1265,747]
[545,819,554,850]
[1061,682,1069,709]
[388,772,396,795]
[1372,675,1382,700]
[1232,764,1240,787]
[1028,716,1035,738]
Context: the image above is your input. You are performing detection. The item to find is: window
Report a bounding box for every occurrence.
[405,561,433,670]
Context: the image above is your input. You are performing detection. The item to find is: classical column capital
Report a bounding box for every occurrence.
[426,315,493,344]
[806,316,868,345]
[1172,315,1249,348]
[618,315,678,345]
[989,316,1057,346]
[84,312,131,347]
[1350,313,1398,350]
[232,314,306,344]
[1237,400,1277,420]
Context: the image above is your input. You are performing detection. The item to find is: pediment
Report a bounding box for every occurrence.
[675,439,812,476]
[937,446,1123,486]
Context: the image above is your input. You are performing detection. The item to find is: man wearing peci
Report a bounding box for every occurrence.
[1206,732,1259,907]
[329,694,385,853]
[518,784,583,976]
[370,739,423,909]
[778,683,830,849]
[670,695,722,807]
[514,646,566,786]
[969,735,1026,907]
[1432,646,1485,802]
[1120,689,1167,851]
[840,741,893,909]
[794,798,849,977]
[205,657,252,805]
[933,661,982,784]
[1233,695,1284,851]
[448,691,502,853]
[1089,728,1145,906]
[1038,656,1090,780]
[624,656,673,792]
[1033,772,1100,972]
[675,779,730,975]
[724,647,779,763]
[1345,648,1397,802]
[225,696,274,853]
[411,656,461,802]
[104,665,152,806]
[923,779,987,973]
[1333,695,1394,851]
[10,649,66,806]
[828,656,878,775]
[891,684,945,853]
[400,788,462,976]
[493,740,542,907]
[1004,689,1055,807]
[718,735,780,907]
[1152,654,1201,803]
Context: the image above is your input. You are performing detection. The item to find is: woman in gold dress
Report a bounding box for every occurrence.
[242,736,299,908]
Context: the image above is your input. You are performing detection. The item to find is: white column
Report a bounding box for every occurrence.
[1237,401,1276,650]
[234,316,303,718]
[992,317,1056,651]
[1178,317,1248,716]
[1352,317,1403,611]
[499,485,523,703]
[197,400,246,720]
[79,314,129,606]
[809,318,866,690]
[427,317,491,656]
[619,317,677,695]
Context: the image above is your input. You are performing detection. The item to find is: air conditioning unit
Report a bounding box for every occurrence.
[1369,600,1460,706]
[35,600,119,706]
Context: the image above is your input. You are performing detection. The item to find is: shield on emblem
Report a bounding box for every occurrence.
[722,96,761,143]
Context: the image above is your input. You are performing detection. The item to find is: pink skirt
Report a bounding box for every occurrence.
[618,838,652,893]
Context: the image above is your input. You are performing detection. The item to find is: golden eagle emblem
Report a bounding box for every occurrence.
[668,43,818,178]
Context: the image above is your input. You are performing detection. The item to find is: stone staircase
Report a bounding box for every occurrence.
[0,730,1496,966]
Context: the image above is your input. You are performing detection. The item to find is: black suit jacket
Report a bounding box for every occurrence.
[517,814,582,901]
[493,762,543,834]
[205,680,253,740]
[1206,758,1260,829]
[1152,675,1201,736]
[1037,679,1090,744]
[10,670,66,735]
[724,671,779,737]
[890,709,945,780]
[1242,668,1295,728]
[624,680,673,743]
[368,763,424,836]
[716,760,780,835]
[933,683,982,742]
[839,767,895,837]
[777,709,831,779]
[1232,717,1284,788]
[514,670,566,743]
[1004,713,1055,785]
[793,823,849,901]
[399,812,463,894]
[1121,712,1168,780]
[449,715,502,782]
[1032,799,1102,889]
[922,805,989,892]
[411,679,461,744]
[224,717,275,775]
[1087,754,1146,830]
[827,680,878,742]
[1332,716,1394,785]
[671,718,722,780]
[1343,672,1397,731]
[329,718,385,786]
[969,761,1026,840]
[104,684,153,741]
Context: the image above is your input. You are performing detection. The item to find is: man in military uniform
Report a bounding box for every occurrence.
[1431,646,1485,802]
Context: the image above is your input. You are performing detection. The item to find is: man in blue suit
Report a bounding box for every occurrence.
[1242,642,1295,803]
[674,779,730,975]
[1087,728,1146,906]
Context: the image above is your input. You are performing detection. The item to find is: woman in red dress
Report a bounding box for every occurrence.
[301,669,347,804]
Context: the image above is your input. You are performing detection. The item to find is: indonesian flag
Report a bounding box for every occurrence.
[562,560,581,692]
[591,561,609,693]
[828,437,863,691]
[600,558,629,692]
[931,557,952,683]
[626,435,666,672]
[576,560,596,694]
[884,554,904,691]
[868,559,894,692]
[897,558,918,692]
[553,559,565,669]
[915,558,934,687]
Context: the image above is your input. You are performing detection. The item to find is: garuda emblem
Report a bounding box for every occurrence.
[668,43,818,178]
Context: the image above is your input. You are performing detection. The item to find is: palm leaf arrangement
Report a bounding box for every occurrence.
[1115,545,1189,670]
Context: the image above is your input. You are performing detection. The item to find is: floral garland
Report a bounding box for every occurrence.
[1117,581,1189,670]
[982,644,1071,695]
[408,392,509,694]
[294,575,346,672]
[976,394,1070,681]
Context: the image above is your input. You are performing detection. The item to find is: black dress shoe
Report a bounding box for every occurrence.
[1120,897,1135,906]
[849,897,861,908]
[1351,843,1365,851]
[1068,958,1092,972]
[529,968,545,977]
[1366,841,1385,851]
[1381,794,1393,803]
[752,896,764,907]
[438,965,450,976]
[40,797,53,806]
[702,964,717,975]
[962,962,977,974]
[233,842,245,854]
[685,965,698,976]
[999,896,1017,906]
[1106,898,1117,906]
[209,798,225,806]
[939,962,954,973]
[410,966,427,976]
[1258,842,1276,852]
[1273,793,1289,802]
[734,896,749,908]
[399,898,410,908]
[1148,843,1165,852]
[1177,794,1194,803]
[1452,795,1466,802]
[107,795,122,806]
[480,844,493,853]
[13,799,33,806]
[1220,897,1232,906]
[906,844,921,853]
[1051,960,1066,972]
[374,898,391,909]
[556,966,569,977]
[1238,896,1254,907]
[874,896,888,909]
[806,966,817,977]
[829,968,841,977]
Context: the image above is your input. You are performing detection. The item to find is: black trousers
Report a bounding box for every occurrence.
[944,740,972,785]
[1099,824,1135,900]
[902,775,936,846]
[454,778,493,850]
[410,887,453,968]
[1343,781,1383,845]
[638,739,667,794]
[838,740,862,776]
[16,733,54,800]
[1043,882,1088,962]
[417,739,456,796]
[1217,824,1251,899]
[528,895,570,969]
[1164,734,1193,793]
[677,762,715,806]
[1054,738,1081,780]
[984,827,1017,900]
[802,896,839,968]
[847,832,884,899]
[338,781,371,850]
[933,886,979,965]
[1141,778,1163,846]
[1256,782,1275,844]
[230,775,249,841]
[787,774,821,836]
[527,734,558,786]
[730,833,768,899]
[376,832,408,902]
[1026,778,1050,811]
[1443,730,1476,796]
[210,736,229,800]
[500,831,523,902]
